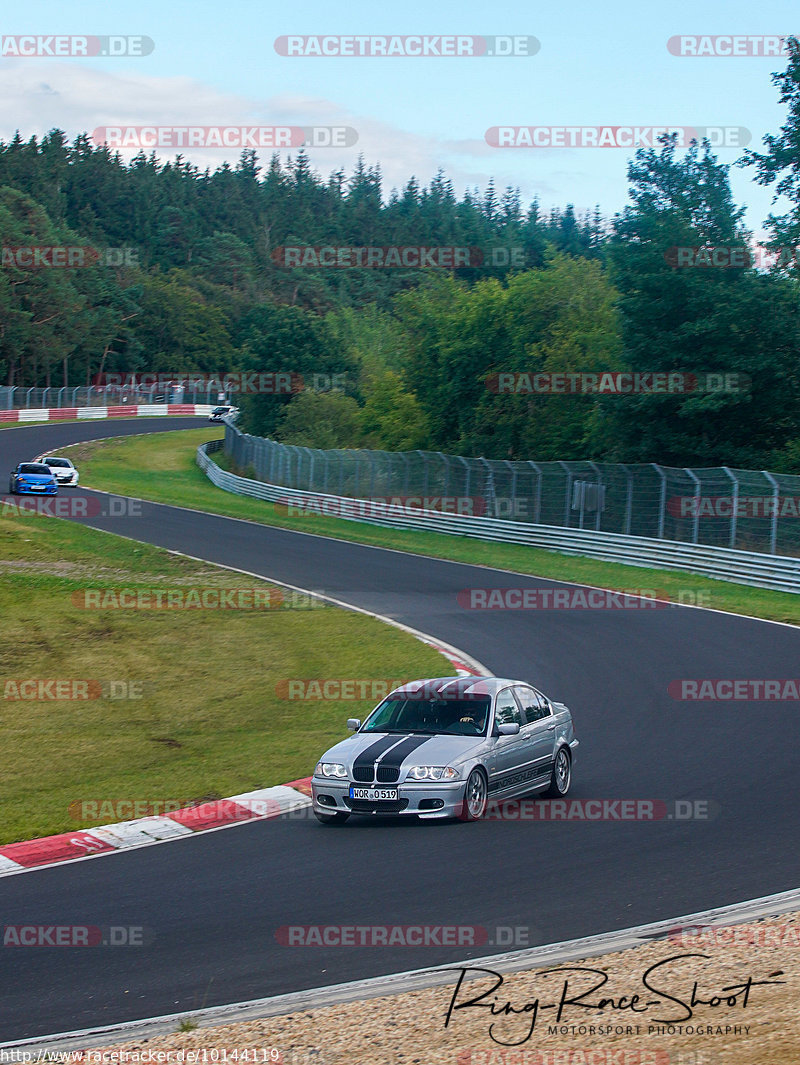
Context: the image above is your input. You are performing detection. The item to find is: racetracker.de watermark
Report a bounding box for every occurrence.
[666,245,800,269]
[283,678,493,701]
[0,35,154,57]
[67,797,284,821]
[486,126,750,148]
[667,35,791,57]
[274,35,539,57]
[458,588,712,609]
[668,922,800,947]
[91,126,357,149]
[668,678,800,700]
[3,925,148,946]
[273,245,529,269]
[0,496,142,519]
[273,245,483,268]
[485,372,750,394]
[275,494,488,518]
[93,372,303,394]
[276,678,411,699]
[478,799,715,821]
[70,588,326,610]
[275,924,533,946]
[668,495,800,519]
[3,679,145,701]
[1,246,139,269]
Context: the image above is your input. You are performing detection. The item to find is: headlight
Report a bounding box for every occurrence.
[315,762,348,778]
[406,766,460,781]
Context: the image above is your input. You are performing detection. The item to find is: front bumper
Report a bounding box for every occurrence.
[16,483,57,494]
[312,777,466,818]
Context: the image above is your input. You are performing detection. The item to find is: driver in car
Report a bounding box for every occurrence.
[458,704,487,730]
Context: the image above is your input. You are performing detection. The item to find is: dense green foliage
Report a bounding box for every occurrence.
[3,39,800,469]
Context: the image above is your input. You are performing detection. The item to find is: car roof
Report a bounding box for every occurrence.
[387,676,530,699]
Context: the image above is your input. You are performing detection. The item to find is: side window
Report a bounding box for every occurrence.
[515,685,551,724]
[494,688,524,729]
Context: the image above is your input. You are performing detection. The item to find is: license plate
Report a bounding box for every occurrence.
[349,786,398,801]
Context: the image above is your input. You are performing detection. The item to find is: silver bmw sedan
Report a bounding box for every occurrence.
[311,675,579,824]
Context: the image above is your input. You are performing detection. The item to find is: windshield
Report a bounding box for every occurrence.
[19,464,51,474]
[44,458,69,467]
[361,696,491,736]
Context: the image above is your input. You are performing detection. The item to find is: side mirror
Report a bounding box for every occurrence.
[497,722,520,736]
[346,718,361,731]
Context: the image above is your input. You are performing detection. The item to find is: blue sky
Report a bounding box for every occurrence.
[1,0,798,237]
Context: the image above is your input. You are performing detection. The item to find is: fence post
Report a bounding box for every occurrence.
[722,467,739,549]
[651,463,667,538]
[478,458,495,517]
[305,447,314,491]
[437,453,450,499]
[620,464,633,535]
[684,469,701,544]
[558,461,572,528]
[588,461,603,530]
[456,456,470,501]
[505,460,517,521]
[763,472,780,554]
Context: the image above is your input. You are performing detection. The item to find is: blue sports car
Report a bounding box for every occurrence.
[9,462,58,495]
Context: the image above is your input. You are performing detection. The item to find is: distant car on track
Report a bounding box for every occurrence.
[8,462,58,495]
[311,675,578,825]
[41,456,79,486]
[209,405,239,422]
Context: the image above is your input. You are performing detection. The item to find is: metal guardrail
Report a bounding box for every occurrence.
[197,441,800,594]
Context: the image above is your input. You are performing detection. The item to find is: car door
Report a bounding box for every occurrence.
[488,687,531,797]
[514,684,559,790]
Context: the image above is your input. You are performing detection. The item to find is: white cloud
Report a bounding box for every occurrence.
[0,60,575,208]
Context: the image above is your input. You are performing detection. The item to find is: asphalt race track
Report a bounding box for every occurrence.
[2,419,799,1041]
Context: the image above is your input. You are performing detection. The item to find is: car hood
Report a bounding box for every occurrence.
[17,474,54,482]
[319,731,488,770]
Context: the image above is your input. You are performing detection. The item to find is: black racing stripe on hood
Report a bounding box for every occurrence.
[377,734,433,768]
[353,734,404,770]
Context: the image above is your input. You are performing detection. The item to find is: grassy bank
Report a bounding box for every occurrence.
[61,428,800,626]
[0,511,446,843]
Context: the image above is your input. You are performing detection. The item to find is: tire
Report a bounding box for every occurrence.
[313,810,350,825]
[459,768,488,821]
[546,747,572,797]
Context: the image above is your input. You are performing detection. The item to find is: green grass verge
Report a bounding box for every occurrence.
[60,428,800,626]
[0,511,446,844]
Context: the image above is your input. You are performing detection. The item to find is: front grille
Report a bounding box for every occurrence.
[352,766,374,783]
[345,798,409,814]
[376,766,400,783]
